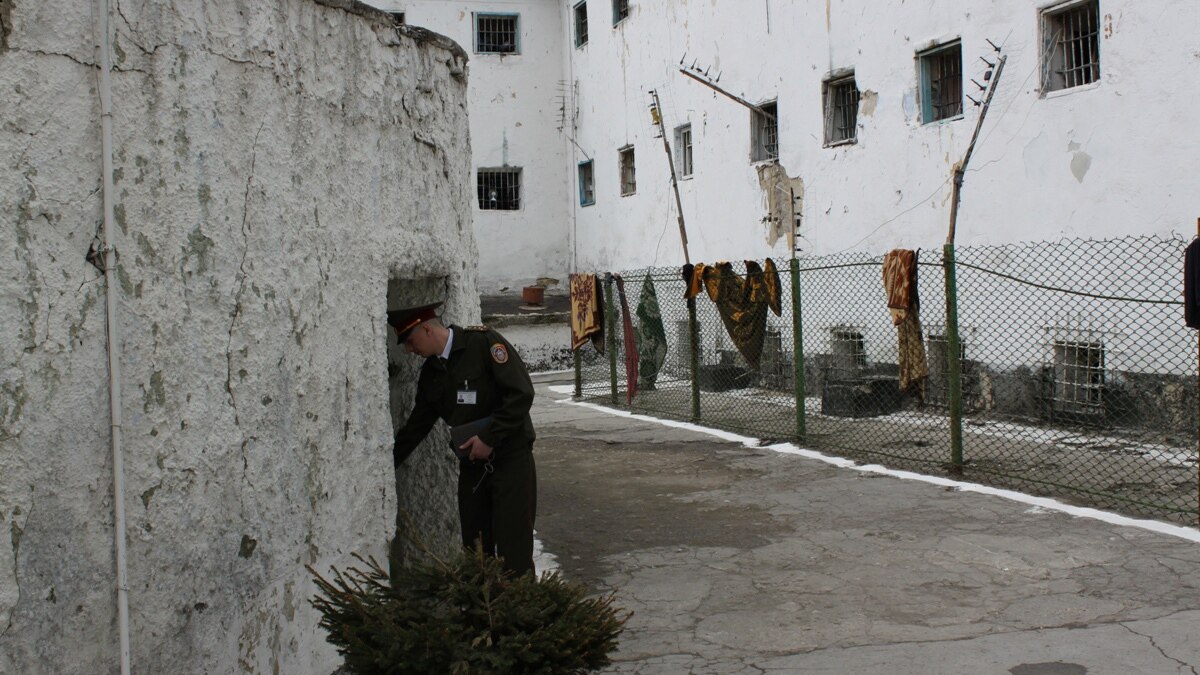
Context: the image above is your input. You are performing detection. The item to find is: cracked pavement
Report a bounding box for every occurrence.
[530,377,1200,674]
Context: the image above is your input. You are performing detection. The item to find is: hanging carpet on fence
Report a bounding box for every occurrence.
[635,273,668,390]
[569,273,605,353]
[712,262,768,370]
[762,258,783,316]
[882,249,928,397]
[614,274,639,403]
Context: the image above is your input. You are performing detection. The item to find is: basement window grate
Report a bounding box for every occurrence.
[477,168,522,210]
[829,328,867,381]
[1051,339,1105,417]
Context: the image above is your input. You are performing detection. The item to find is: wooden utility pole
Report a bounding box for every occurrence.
[943,52,1007,473]
[648,90,701,421]
[649,89,691,263]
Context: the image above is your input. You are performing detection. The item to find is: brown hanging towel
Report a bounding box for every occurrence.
[881,249,928,396]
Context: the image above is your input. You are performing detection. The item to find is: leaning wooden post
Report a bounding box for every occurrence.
[942,52,1006,475]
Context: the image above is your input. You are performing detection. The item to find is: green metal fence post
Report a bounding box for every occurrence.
[573,348,582,399]
[605,274,618,405]
[687,296,701,422]
[790,258,807,441]
[942,244,965,473]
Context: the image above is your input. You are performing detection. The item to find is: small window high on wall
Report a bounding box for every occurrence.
[578,161,595,206]
[674,124,693,178]
[474,13,519,54]
[918,41,962,123]
[823,73,860,146]
[1041,0,1100,92]
[750,101,778,162]
[618,146,636,196]
[612,0,629,25]
[477,168,521,210]
[573,2,588,47]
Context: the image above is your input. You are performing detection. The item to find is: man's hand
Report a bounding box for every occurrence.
[459,435,494,462]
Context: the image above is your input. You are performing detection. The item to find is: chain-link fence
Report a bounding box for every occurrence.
[576,235,1199,524]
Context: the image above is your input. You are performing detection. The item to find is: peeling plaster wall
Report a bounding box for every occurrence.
[366,0,571,294]
[0,0,473,672]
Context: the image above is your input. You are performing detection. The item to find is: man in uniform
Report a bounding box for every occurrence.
[389,301,538,576]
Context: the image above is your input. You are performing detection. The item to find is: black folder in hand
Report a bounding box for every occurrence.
[449,417,493,459]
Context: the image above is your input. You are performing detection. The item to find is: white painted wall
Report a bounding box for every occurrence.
[566,0,1200,271]
[0,1,473,671]
[367,0,573,293]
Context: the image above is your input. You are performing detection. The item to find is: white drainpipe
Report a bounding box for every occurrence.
[96,0,132,671]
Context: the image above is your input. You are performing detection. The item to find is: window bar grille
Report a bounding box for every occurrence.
[679,126,693,176]
[929,49,962,120]
[832,79,859,143]
[477,15,518,54]
[763,116,778,159]
[1058,3,1099,88]
[477,170,521,210]
[1052,340,1105,416]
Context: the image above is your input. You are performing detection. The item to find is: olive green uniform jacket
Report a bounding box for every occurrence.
[393,326,536,465]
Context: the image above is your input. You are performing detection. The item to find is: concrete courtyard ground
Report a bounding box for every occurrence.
[529,375,1200,674]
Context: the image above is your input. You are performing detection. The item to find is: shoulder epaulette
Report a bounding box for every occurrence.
[465,325,489,332]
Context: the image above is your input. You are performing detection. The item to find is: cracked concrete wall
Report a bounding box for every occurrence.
[0,0,473,672]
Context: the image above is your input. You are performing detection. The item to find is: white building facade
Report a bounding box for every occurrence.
[372,0,1198,279]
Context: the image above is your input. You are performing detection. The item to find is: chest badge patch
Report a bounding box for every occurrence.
[490,343,509,364]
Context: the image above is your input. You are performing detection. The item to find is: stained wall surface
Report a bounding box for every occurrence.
[0,0,474,672]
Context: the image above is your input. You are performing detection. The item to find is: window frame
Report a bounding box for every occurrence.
[578,160,595,207]
[674,123,693,179]
[750,100,779,163]
[618,145,636,196]
[823,72,860,147]
[1040,0,1101,94]
[612,0,629,26]
[917,40,963,124]
[473,12,521,55]
[476,167,523,211]
[573,1,589,48]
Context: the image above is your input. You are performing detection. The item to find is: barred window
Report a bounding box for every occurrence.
[474,13,519,54]
[618,146,636,196]
[823,73,860,145]
[750,100,778,162]
[612,0,629,25]
[1042,0,1100,92]
[573,2,588,48]
[477,168,521,210]
[674,124,693,178]
[1051,340,1105,417]
[578,161,595,206]
[918,42,962,123]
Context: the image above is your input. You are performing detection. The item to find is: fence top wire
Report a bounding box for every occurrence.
[784,235,1186,305]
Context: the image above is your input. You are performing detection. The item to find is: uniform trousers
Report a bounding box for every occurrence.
[457,448,537,577]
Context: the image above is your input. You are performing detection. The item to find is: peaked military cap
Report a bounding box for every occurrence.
[387,301,443,340]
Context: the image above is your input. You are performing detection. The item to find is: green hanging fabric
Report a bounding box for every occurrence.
[635,273,668,390]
